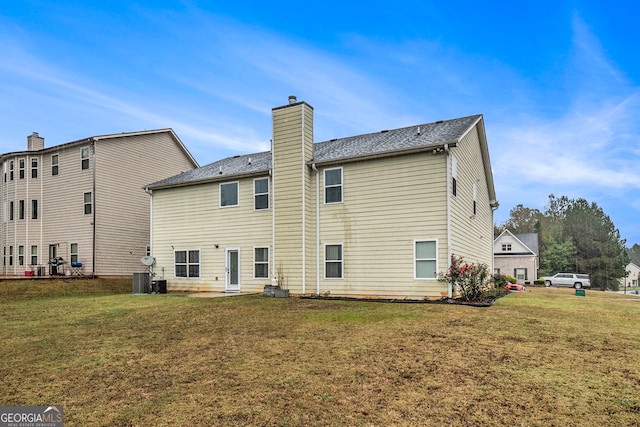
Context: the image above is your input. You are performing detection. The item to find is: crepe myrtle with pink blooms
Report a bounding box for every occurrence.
[438,254,493,302]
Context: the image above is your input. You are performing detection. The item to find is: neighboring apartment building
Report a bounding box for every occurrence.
[493,230,539,283]
[145,96,498,298]
[0,130,198,277]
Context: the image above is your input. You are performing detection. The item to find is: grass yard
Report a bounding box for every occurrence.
[1,279,639,426]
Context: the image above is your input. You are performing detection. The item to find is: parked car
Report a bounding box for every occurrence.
[505,283,526,292]
[540,273,591,289]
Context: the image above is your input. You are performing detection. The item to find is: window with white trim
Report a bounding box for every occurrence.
[254,178,269,210]
[9,201,13,221]
[324,168,343,204]
[415,240,437,279]
[472,182,477,216]
[501,244,511,252]
[18,245,24,266]
[31,245,37,266]
[515,268,527,281]
[175,250,200,278]
[81,147,90,170]
[220,182,239,207]
[51,154,59,176]
[9,160,14,180]
[31,200,38,220]
[325,244,343,278]
[84,192,92,215]
[451,157,458,197]
[18,200,24,220]
[9,246,13,266]
[31,157,38,179]
[70,243,78,263]
[254,247,269,279]
[19,159,25,179]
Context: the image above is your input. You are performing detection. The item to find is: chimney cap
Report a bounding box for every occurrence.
[288,95,297,104]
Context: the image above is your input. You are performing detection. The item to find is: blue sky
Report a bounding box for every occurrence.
[1,1,639,245]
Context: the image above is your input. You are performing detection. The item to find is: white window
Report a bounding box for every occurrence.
[415,240,437,279]
[19,159,24,179]
[51,154,59,176]
[324,168,343,204]
[19,200,24,220]
[451,157,458,197]
[70,243,78,263]
[175,250,200,278]
[515,268,527,281]
[325,244,343,279]
[31,200,38,220]
[220,182,239,207]
[502,243,511,252]
[81,147,90,170]
[31,245,37,266]
[84,192,92,215]
[254,178,269,210]
[9,160,13,180]
[31,157,38,179]
[472,182,477,216]
[18,245,24,266]
[254,247,269,278]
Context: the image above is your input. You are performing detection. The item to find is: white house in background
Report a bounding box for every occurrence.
[620,262,640,288]
[0,129,198,277]
[145,96,498,298]
[493,230,539,283]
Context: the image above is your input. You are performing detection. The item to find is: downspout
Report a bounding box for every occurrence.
[39,153,43,274]
[445,143,452,298]
[312,163,320,295]
[91,139,97,276]
[300,108,306,294]
[270,168,275,281]
[145,187,153,257]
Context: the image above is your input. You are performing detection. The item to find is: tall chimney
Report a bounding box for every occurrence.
[271,96,314,294]
[27,132,44,151]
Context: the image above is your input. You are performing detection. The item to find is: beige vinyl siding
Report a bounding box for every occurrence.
[272,102,314,293]
[1,153,49,274]
[151,176,272,292]
[0,130,197,277]
[449,124,494,268]
[317,152,449,297]
[40,145,94,273]
[93,133,196,275]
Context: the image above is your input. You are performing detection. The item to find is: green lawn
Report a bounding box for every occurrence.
[1,279,639,426]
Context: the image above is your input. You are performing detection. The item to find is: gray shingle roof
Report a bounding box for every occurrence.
[515,233,539,255]
[145,114,482,189]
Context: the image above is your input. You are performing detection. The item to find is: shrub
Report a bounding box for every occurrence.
[439,254,493,302]
[492,273,510,287]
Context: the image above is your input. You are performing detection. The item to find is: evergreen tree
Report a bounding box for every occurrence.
[561,198,628,289]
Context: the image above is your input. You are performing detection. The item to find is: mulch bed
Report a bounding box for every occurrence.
[299,290,510,306]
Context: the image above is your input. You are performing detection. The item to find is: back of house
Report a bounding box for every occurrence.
[145,97,497,298]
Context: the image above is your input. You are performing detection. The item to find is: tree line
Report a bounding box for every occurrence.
[494,195,630,290]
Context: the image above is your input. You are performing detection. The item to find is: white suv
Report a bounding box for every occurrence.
[541,273,591,289]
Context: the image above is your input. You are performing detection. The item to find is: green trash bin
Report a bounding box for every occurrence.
[575,289,586,297]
